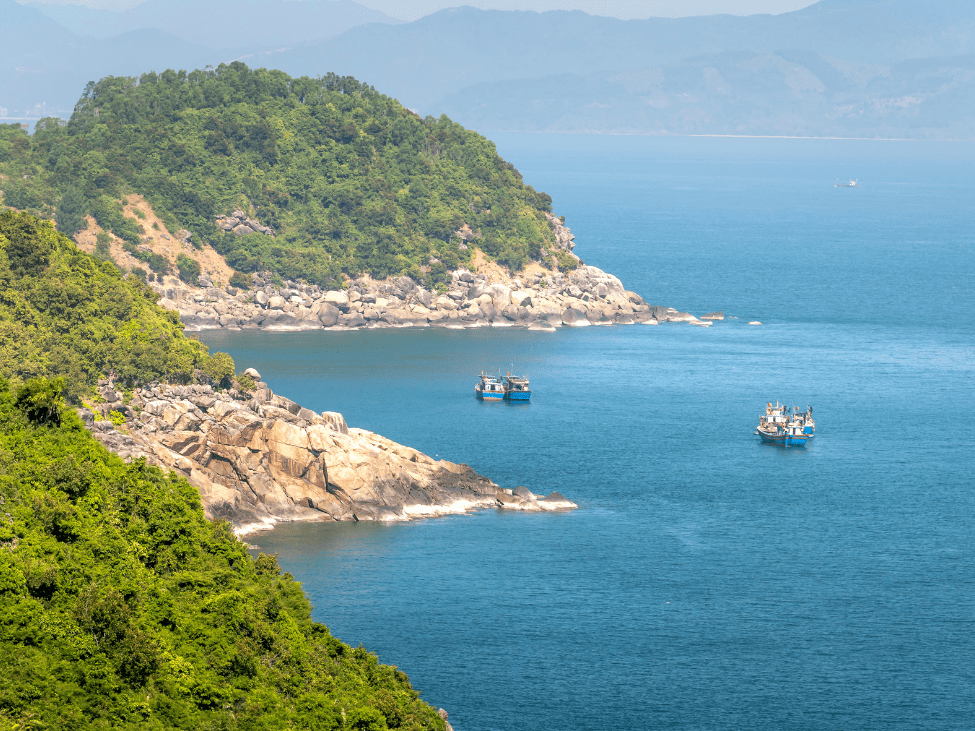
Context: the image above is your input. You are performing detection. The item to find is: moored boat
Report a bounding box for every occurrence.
[475,372,505,401]
[503,373,531,402]
[757,402,815,446]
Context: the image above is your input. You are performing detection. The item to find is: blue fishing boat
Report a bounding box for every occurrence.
[503,373,531,402]
[756,402,815,446]
[475,372,505,401]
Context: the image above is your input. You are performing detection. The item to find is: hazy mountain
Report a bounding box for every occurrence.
[25,0,398,49]
[1,0,219,117]
[256,0,975,137]
[434,52,975,139]
[4,0,974,137]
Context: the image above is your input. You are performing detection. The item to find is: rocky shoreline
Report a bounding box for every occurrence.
[82,371,576,535]
[155,263,722,333]
[149,210,723,332]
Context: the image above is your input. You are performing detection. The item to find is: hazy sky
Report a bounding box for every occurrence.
[24,0,819,22]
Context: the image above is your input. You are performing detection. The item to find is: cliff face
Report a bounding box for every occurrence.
[84,376,576,534]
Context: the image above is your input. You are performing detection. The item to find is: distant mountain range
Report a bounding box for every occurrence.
[25,0,397,49]
[4,0,974,138]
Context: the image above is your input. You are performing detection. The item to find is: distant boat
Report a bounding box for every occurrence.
[834,179,860,187]
[475,372,505,401]
[756,402,815,446]
[503,373,531,402]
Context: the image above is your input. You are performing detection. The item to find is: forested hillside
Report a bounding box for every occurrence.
[0,381,447,730]
[0,62,558,289]
[0,213,448,730]
[0,212,230,400]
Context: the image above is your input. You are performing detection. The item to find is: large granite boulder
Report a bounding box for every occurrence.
[561,307,589,326]
[324,291,350,312]
[511,289,534,307]
[339,312,366,328]
[318,303,340,327]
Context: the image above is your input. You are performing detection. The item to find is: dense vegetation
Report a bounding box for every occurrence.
[0,62,561,288]
[0,379,447,730]
[0,211,228,400]
[0,213,446,728]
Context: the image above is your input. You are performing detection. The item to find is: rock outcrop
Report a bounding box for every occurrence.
[216,210,275,237]
[148,210,719,331]
[84,376,576,535]
[155,265,710,332]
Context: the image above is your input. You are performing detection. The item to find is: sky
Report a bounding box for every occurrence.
[22,0,820,22]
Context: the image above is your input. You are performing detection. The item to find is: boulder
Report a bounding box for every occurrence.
[232,224,253,237]
[254,291,269,307]
[513,486,535,500]
[561,307,589,326]
[321,411,349,434]
[489,283,512,309]
[77,408,94,428]
[263,310,300,329]
[339,312,366,328]
[324,291,350,312]
[318,303,340,327]
[511,289,534,307]
[466,283,491,300]
[415,289,434,307]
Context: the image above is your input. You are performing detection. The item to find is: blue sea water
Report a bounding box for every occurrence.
[200,135,975,731]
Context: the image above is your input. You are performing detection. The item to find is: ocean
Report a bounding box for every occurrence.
[200,134,975,731]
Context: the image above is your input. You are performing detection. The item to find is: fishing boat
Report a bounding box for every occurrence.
[756,402,815,446]
[475,372,505,401]
[503,373,531,402]
[834,179,859,187]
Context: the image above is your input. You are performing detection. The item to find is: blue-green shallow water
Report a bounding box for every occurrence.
[200,136,975,731]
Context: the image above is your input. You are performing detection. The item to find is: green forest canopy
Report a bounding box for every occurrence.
[0,213,447,728]
[0,211,230,401]
[0,63,561,289]
[0,379,447,730]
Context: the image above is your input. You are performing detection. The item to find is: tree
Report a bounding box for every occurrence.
[94,231,112,261]
[202,352,235,387]
[176,253,201,284]
[0,210,55,277]
[14,376,65,426]
[54,186,86,240]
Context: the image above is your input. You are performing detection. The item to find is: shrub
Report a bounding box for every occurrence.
[54,185,87,239]
[14,376,65,426]
[202,352,235,387]
[555,250,580,273]
[176,253,201,284]
[229,271,250,289]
